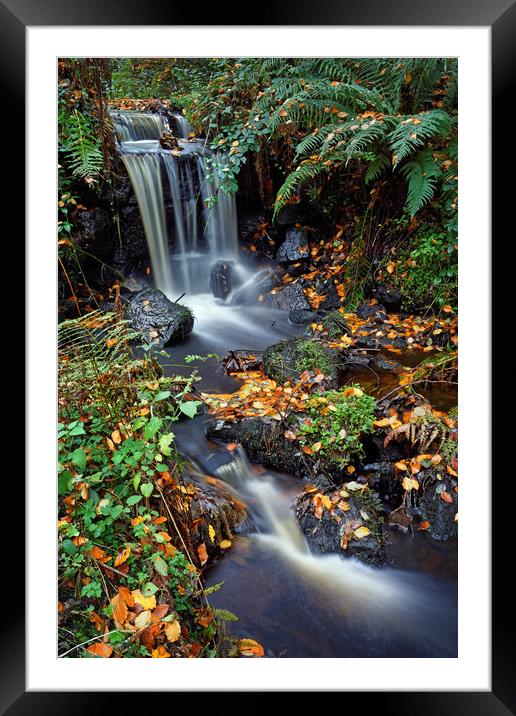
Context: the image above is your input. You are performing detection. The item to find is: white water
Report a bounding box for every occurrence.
[111,109,239,299]
[214,449,457,651]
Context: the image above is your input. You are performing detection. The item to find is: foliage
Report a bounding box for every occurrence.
[387,226,458,312]
[297,385,376,466]
[57,311,248,658]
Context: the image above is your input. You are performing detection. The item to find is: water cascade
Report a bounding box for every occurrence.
[213,449,457,655]
[111,109,239,298]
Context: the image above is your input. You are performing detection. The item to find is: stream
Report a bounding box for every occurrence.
[114,109,458,658]
[165,298,458,658]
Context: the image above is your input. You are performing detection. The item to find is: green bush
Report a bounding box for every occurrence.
[390,228,457,312]
[297,385,376,466]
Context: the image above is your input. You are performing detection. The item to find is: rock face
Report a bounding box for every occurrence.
[295,488,387,566]
[263,337,340,386]
[207,418,304,477]
[126,288,194,347]
[270,283,311,312]
[210,260,235,300]
[418,474,458,541]
[276,227,310,263]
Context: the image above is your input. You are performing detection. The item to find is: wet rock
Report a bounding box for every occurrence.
[341,352,372,369]
[263,337,340,386]
[270,282,311,313]
[295,488,387,566]
[159,131,180,150]
[356,300,387,320]
[371,354,401,373]
[210,260,235,300]
[183,465,248,561]
[418,473,458,541]
[288,308,319,325]
[207,418,304,477]
[372,283,402,312]
[72,207,113,259]
[315,278,341,312]
[276,227,310,263]
[125,288,194,347]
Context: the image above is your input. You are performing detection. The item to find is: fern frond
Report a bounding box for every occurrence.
[399,150,441,217]
[211,608,239,622]
[389,110,452,166]
[364,154,391,184]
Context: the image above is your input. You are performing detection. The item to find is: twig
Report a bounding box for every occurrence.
[58,629,132,658]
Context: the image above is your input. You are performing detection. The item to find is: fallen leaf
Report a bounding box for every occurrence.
[353,525,371,539]
[198,543,208,565]
[165,619,181,643]
[87,643,112,658]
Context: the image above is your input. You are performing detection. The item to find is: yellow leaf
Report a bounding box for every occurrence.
[134,610,152,630]
[111,430,122,445]
[311,441,322,452]
[131,590,156,611]
[208,524,216,543]
[165,619,181,643]
[353,526,371,539]
[402,476,413,491]
[219,539,232,549]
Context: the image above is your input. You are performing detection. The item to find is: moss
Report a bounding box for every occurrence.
[263,337,339,385]
[320,310,350,339]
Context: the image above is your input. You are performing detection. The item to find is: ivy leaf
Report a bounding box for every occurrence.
[143,416,162,440]
[179,401,201,419]
[141,483,154,498]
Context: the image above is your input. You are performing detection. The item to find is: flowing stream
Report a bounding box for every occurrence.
[114,109,457,657]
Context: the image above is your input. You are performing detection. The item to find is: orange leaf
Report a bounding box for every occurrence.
[440,491,453,503]
[111,592,128,626]
[239,639,265,657]
[114,546,131,567]
[87,643,112,658]
[419,521,430,530]
[88,545,106,561]
[151,645,171,658]
[197,543,208,566]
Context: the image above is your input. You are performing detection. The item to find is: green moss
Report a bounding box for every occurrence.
[263,337,339,384]
[319,311,351,339]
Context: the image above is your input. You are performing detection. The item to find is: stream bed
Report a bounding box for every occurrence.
[163,295,458,658]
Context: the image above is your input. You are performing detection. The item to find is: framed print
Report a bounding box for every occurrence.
[5,0,512,710]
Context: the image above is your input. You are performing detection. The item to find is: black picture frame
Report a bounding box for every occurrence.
[8,0,511,711]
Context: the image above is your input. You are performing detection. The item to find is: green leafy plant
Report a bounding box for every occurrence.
[297,385,376,466]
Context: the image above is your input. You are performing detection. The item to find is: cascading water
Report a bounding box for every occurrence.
[211,448,457,657]
[110,109,239,299]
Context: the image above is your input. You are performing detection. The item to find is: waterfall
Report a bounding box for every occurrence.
[172,113,193,138]
[111,109,238,298]
[111,110,167,141]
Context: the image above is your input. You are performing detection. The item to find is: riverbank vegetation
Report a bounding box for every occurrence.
[57,57,458,658]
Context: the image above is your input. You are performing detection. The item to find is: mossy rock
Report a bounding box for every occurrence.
[320,310,351,338]
[263,337,340,386]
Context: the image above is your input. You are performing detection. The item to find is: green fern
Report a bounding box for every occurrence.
[399,150,441,217]
[61,109,103,180]
[211,608,239,623]
[389,110,452,166]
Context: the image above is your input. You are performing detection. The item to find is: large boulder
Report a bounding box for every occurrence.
[263,337,340,386]
[126,288,194,347]
[315,278,341,312]
[295,486,387,566]
[210,260,235,300]
[276,227,310,263]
